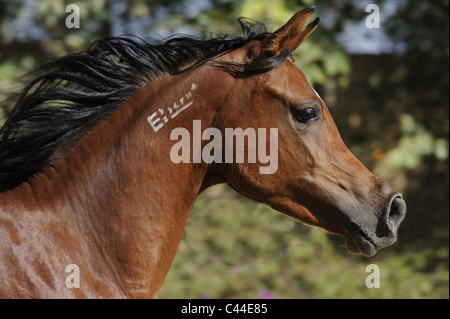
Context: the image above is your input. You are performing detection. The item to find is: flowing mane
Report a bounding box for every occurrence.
[0,19,289,191]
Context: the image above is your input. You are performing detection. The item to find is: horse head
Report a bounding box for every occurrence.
[209,7,406,256]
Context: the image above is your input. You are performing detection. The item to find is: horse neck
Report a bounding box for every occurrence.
[3,66,232,297]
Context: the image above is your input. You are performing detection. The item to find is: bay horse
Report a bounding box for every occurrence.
[0,7,406,298]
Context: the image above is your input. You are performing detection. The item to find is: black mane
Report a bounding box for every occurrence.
[0,19,289,191]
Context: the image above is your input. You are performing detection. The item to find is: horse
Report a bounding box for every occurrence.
[0,7,406,298]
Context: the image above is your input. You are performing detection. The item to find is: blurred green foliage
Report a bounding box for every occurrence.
[0,0,448,298]
[381,114,448,170]
[160,186,448,298]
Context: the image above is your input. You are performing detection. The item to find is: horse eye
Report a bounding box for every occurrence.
[294,107,316,123]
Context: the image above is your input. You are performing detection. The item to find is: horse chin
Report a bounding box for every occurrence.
[345,232,378,257]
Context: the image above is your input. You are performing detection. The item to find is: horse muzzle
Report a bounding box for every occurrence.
[345,195,407,257]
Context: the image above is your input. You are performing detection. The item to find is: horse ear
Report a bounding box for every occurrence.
[260,6,319,57]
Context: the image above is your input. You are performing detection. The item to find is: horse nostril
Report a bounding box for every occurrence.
[388,196,407,233]
[376,195,407,238]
